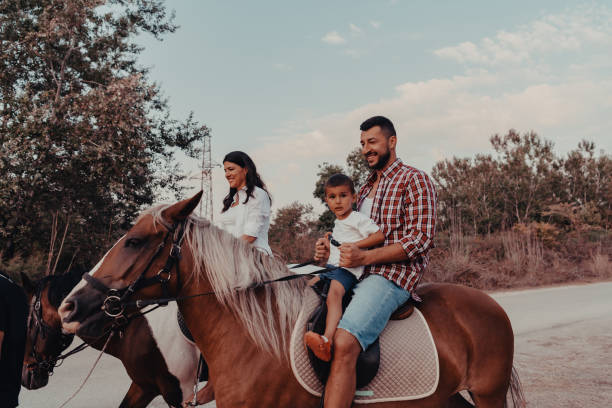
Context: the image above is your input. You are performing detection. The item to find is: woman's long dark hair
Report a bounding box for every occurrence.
[222,151,271,213]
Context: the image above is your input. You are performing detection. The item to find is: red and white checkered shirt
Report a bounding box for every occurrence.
[357,158,437,292]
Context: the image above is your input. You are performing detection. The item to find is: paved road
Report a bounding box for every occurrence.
[19,281,612,407]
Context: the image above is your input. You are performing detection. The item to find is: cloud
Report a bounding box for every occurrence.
[344,49,363,59]
[349,23,362,34]
[434,5,612,65]
[250,6,612,212]
[370,21,381,29]
[273,63,292,71]
[322,31,346,45]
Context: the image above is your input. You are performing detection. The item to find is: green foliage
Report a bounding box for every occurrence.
[313,163,344,204]
[269,202,318,262]
[433,130,611,235]
[0,0,208,269]
[313,148,371,231]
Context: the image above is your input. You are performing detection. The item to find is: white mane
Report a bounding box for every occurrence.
[145,205,307,360]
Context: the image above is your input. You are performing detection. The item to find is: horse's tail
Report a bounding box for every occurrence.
[506,366,526,408]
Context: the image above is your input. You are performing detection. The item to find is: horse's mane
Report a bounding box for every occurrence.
[145,205,307,360]
[43,269,86,308]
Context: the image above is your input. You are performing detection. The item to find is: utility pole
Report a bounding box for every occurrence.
[199,127,215,220]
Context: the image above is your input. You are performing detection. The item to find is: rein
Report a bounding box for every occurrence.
[83,218,339,327]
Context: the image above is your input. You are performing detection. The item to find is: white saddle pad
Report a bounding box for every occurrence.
[289,288,439,404]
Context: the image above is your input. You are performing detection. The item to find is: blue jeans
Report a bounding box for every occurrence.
[337,274,411,350]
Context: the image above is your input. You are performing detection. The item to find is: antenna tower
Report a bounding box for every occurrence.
[199,128,214,220]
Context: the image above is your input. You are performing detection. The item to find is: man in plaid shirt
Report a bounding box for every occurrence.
[314,116,437,407]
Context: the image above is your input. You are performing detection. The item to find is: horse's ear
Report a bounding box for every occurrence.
[162,191,203,223]
[21,272,36,295]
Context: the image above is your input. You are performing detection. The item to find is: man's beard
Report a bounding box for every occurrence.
[369,149,391,170]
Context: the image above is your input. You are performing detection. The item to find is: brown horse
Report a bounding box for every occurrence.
[59,192,525,408]
[21,269,213,407]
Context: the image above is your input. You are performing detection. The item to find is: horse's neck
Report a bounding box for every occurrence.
[179,287,302,404]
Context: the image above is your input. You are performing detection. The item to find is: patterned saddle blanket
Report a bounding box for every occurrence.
[289,289,439,404]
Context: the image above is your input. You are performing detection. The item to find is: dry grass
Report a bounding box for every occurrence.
[427,228,612,290]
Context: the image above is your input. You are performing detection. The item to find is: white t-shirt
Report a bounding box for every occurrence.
[360,197,373,218]
[217,186,272,254]
[328,210,380,278]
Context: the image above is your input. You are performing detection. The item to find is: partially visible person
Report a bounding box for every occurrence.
[304,173,384,362]
[217,151,272,254]
[0,271,28,408]
[183,151,271,406]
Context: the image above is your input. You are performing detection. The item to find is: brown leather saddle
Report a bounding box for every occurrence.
[305,279,417,389]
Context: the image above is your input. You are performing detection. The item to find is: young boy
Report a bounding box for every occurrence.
[304,173,384,362]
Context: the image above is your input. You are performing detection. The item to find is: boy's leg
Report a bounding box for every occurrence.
[323,280,346,340]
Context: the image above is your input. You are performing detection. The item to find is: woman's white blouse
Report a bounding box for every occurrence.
[217,186,272,255]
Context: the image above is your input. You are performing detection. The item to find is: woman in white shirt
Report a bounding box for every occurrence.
[217,151,272,254]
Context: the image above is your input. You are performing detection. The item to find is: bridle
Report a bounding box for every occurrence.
[77,217,339,329]
[26,277,75,374]
[81,218,186,328]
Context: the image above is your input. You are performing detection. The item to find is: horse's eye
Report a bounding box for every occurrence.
[125,238,144,248]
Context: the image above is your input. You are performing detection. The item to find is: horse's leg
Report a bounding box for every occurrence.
[118,381,156,408]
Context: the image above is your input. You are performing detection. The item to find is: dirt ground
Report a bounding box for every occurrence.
[512,314,612,407]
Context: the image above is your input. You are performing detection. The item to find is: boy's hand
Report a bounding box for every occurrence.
[314,232,331,264]
[339,243,367,268]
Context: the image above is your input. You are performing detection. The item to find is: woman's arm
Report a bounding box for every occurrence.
[241,187,271,242]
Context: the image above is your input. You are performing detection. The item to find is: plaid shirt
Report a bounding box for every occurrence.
[357,158,437,292]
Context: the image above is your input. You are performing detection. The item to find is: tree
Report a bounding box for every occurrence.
[346,147,369,191]
[312,149,371,231]
[433,130,565,233]
[490,130,561,225]
[559,140,612,228]
[268,202,318,262]
[0,0,207,269]
[313,162,344,231]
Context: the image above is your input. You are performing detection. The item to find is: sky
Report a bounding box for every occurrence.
[136,1,612,218]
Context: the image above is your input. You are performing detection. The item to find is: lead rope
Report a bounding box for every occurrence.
[57,330,115,408]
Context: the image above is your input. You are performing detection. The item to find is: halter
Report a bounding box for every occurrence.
[81,218,186,328]
[26,278,75,374]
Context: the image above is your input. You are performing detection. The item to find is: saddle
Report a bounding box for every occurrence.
[305,279,418,389]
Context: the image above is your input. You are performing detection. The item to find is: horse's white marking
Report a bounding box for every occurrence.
[59,236,125,332]
[144,302,200,397]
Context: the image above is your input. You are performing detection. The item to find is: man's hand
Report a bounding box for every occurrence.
[339,243,367,268]
[314,232,331,265]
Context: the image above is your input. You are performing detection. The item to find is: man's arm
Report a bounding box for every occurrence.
[340,171,436,268]
[0,330,4,355]
[339,242,408,268]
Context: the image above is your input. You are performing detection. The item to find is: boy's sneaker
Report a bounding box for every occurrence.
[304,331,332,362]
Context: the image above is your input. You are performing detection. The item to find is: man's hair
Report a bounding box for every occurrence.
[360,115,396,138]
[325,173,355,195]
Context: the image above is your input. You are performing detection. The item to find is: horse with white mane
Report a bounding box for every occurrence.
[59,192,524,407]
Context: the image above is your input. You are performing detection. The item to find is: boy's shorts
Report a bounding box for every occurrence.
[320,265,358,293]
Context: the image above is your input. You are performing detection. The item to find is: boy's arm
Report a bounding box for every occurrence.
[353,230,385,249]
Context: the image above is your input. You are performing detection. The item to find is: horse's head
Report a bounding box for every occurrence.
[59,192,202,338]
[21,270,82,389]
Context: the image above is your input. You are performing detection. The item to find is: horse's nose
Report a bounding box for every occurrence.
[58,298,77,324]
